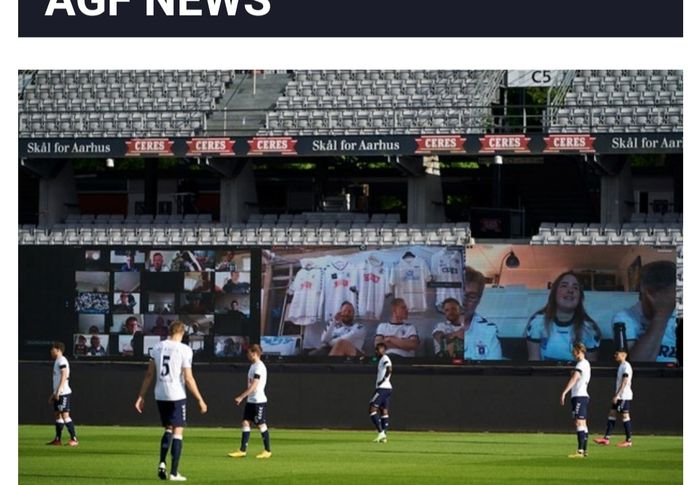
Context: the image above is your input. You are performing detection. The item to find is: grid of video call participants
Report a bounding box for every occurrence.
[73,248,257,359]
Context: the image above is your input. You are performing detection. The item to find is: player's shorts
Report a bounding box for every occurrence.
[243,402,267,425]
[157,399,187,428]
[53,394,71,412]
[571,396,589,420]
[611,399,632,413]
[369,388,392,410]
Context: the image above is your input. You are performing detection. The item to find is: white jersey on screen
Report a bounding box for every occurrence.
[287,266,324,326]
[430,248,464,308]
[612,303,677,363]
[376,322,419,358]
[321,320,367,351]
[390,255,431,313]
[322,258,359,321]
[358,255,390,320]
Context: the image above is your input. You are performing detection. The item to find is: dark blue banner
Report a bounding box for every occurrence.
[19,0,682,37]
[18,132,684,158]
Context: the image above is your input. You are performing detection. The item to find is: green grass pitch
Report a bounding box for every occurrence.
[19,426,681,484]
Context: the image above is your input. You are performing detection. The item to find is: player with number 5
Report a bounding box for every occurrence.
[135,321,208,481]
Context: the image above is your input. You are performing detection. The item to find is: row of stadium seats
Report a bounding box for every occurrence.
[553,106,682,133]
[570,73,682,93]
[265,107,485,135]
[534,221,682,245]
[20,111,205,138]
[18,223,472,247]
[294,70,481,82]
[260,70,502,136]
[33,69,236,87]
[550,70,683,133]
[19,70,233,138]
[537,221,683,236]
[530,231,682,246]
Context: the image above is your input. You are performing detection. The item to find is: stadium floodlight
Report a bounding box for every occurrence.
[106,158,115,168]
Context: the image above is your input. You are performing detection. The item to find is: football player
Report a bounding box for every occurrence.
[228,344,272,459]
[594,349,634,447]
[560,342,591,458]
[135,321,208,481]
[369,343,392,443]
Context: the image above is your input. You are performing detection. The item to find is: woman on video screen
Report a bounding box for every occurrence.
[525,271,602,361]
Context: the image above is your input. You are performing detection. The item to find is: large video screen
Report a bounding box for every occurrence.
[18,246,261,361]
[467,244,678,364]
[18,244,678,365]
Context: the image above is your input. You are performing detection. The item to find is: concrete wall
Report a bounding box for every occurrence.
[19,362,682,434]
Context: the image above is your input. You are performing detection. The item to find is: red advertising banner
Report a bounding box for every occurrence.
[247,137,298,156]
[415,135,466,154]
[543,134,596,153]
[478,134,531,153]
[186,137,236,156]
[125,138,174,157]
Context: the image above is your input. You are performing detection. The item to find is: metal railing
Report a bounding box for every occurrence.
[18,102,684,138]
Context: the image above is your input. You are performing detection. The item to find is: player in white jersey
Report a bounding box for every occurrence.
[390,252,431,312]
[430,248,464,309]
[135,321,208,481]
[612,261,677,363]
[560,342,591,458]
[229,344,272,459]
[369,343,392,443]
[47,342,79,447]
[314,302,366,356]
[594,350,634,447]
[374,298,420,358]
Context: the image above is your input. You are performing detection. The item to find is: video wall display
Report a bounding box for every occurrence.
[19,244,679,366]
[261,245,467,359]
[467,244,678,364]
[66,247,260,360]
[260,244,678,365]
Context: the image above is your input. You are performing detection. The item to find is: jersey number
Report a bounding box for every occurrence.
[160,355,171,377]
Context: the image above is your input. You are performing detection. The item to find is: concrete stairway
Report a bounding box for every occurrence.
[206,71,290,136]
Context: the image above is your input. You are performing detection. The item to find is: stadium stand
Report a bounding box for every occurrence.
[17,221,473,248]
[548,69,683,133]
[18,69,683,137]
[18,70,236,137]
[260,70,504,136]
